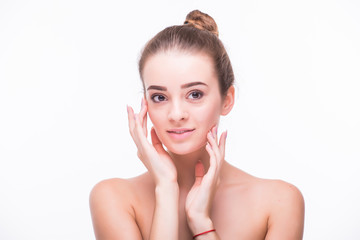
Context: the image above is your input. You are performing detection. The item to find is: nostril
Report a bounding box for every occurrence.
[168,109,188,121]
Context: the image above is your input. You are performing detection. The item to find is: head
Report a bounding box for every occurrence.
[138,10,235,155]
[139,10,234,97]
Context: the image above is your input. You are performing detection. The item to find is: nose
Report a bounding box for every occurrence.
[167,100,188,122]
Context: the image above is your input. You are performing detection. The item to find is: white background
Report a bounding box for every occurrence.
[1,0,359,239]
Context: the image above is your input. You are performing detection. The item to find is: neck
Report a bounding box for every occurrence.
[169,146,211,191]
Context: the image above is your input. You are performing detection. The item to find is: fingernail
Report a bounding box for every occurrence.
[209,130,214,138]
[126,105,129,113]
[225,130,228,139]
[141,98,144,108]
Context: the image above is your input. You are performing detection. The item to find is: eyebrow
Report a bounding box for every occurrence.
[147,85,167,91]
[181,81,208,89]
[147,81,208,91]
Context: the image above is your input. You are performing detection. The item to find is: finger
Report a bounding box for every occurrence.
[127,105,136,136]
[140,99,148,137]
[143,111,148,137]
[134,112,150,148]
[211,124,218,143]
[151,127,167,154]
[128,106,148,155]
[143,98,149,107]
[205,142,217,177]
[131,99,148,144]
[138,98,147,127]
[142,99,149,137]
[218,130,227,159]
[207,131,221,163]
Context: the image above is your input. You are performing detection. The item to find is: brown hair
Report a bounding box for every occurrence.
[138,10,234,96]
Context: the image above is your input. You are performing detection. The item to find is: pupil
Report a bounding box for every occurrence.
[192,92,199,98]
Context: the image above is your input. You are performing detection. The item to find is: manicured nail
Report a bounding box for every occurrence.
[209,130,214,138]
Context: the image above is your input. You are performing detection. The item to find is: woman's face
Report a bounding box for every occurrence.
[142,50,230,155]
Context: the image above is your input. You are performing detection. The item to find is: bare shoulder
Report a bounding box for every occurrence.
[221,163,304,239]
[90,177,135,204]
[231,168,304,215]
[217,162,305,240]
[220,164,302,213]
[91,172,152,196]
[257,178,305,239]
[224,163,304,206]
[260,179,304,204]
[89,174,152,240]
[90,173,153,214]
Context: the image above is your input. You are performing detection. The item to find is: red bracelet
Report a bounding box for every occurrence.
[193,229,216,239]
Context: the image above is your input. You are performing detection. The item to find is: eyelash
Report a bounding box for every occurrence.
[187,90,204,100]
[151,94,167,103]
[150,90,204,103]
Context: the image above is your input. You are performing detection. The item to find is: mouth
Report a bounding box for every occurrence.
[167,128,195,134]
[167,128,195,140]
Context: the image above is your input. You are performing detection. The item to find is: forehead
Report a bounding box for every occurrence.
[142,50,217,89]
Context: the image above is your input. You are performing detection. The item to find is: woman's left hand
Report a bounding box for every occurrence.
[185,126,227,234]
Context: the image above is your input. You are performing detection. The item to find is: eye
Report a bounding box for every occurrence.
[188,90,203,100]
[151,94,167,103]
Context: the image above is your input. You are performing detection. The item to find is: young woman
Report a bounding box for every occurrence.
[90,10,305,240]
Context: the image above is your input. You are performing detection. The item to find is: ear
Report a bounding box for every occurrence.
[221,85,235,116]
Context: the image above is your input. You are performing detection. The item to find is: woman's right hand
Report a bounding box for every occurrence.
[127,99,178,186]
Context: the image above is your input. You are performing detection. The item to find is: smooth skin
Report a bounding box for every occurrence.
[90,51,305,240]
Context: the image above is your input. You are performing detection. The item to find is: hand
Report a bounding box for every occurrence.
[185,126,227,234]
[127,99,178,185]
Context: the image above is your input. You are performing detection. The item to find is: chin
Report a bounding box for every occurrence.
[164,141,207,156]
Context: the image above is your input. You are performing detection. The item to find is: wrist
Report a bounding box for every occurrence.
[155,182,179,197]
[188,217,214,236]
[193,229,217,239]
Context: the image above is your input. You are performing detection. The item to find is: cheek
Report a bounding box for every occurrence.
[148,108,161,126]
[192,103,221,128]
[147,107,167,139]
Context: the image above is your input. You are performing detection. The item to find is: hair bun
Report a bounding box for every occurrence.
[184,10,219,37]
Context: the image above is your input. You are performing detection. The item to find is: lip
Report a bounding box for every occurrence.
[167,128,195,140]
